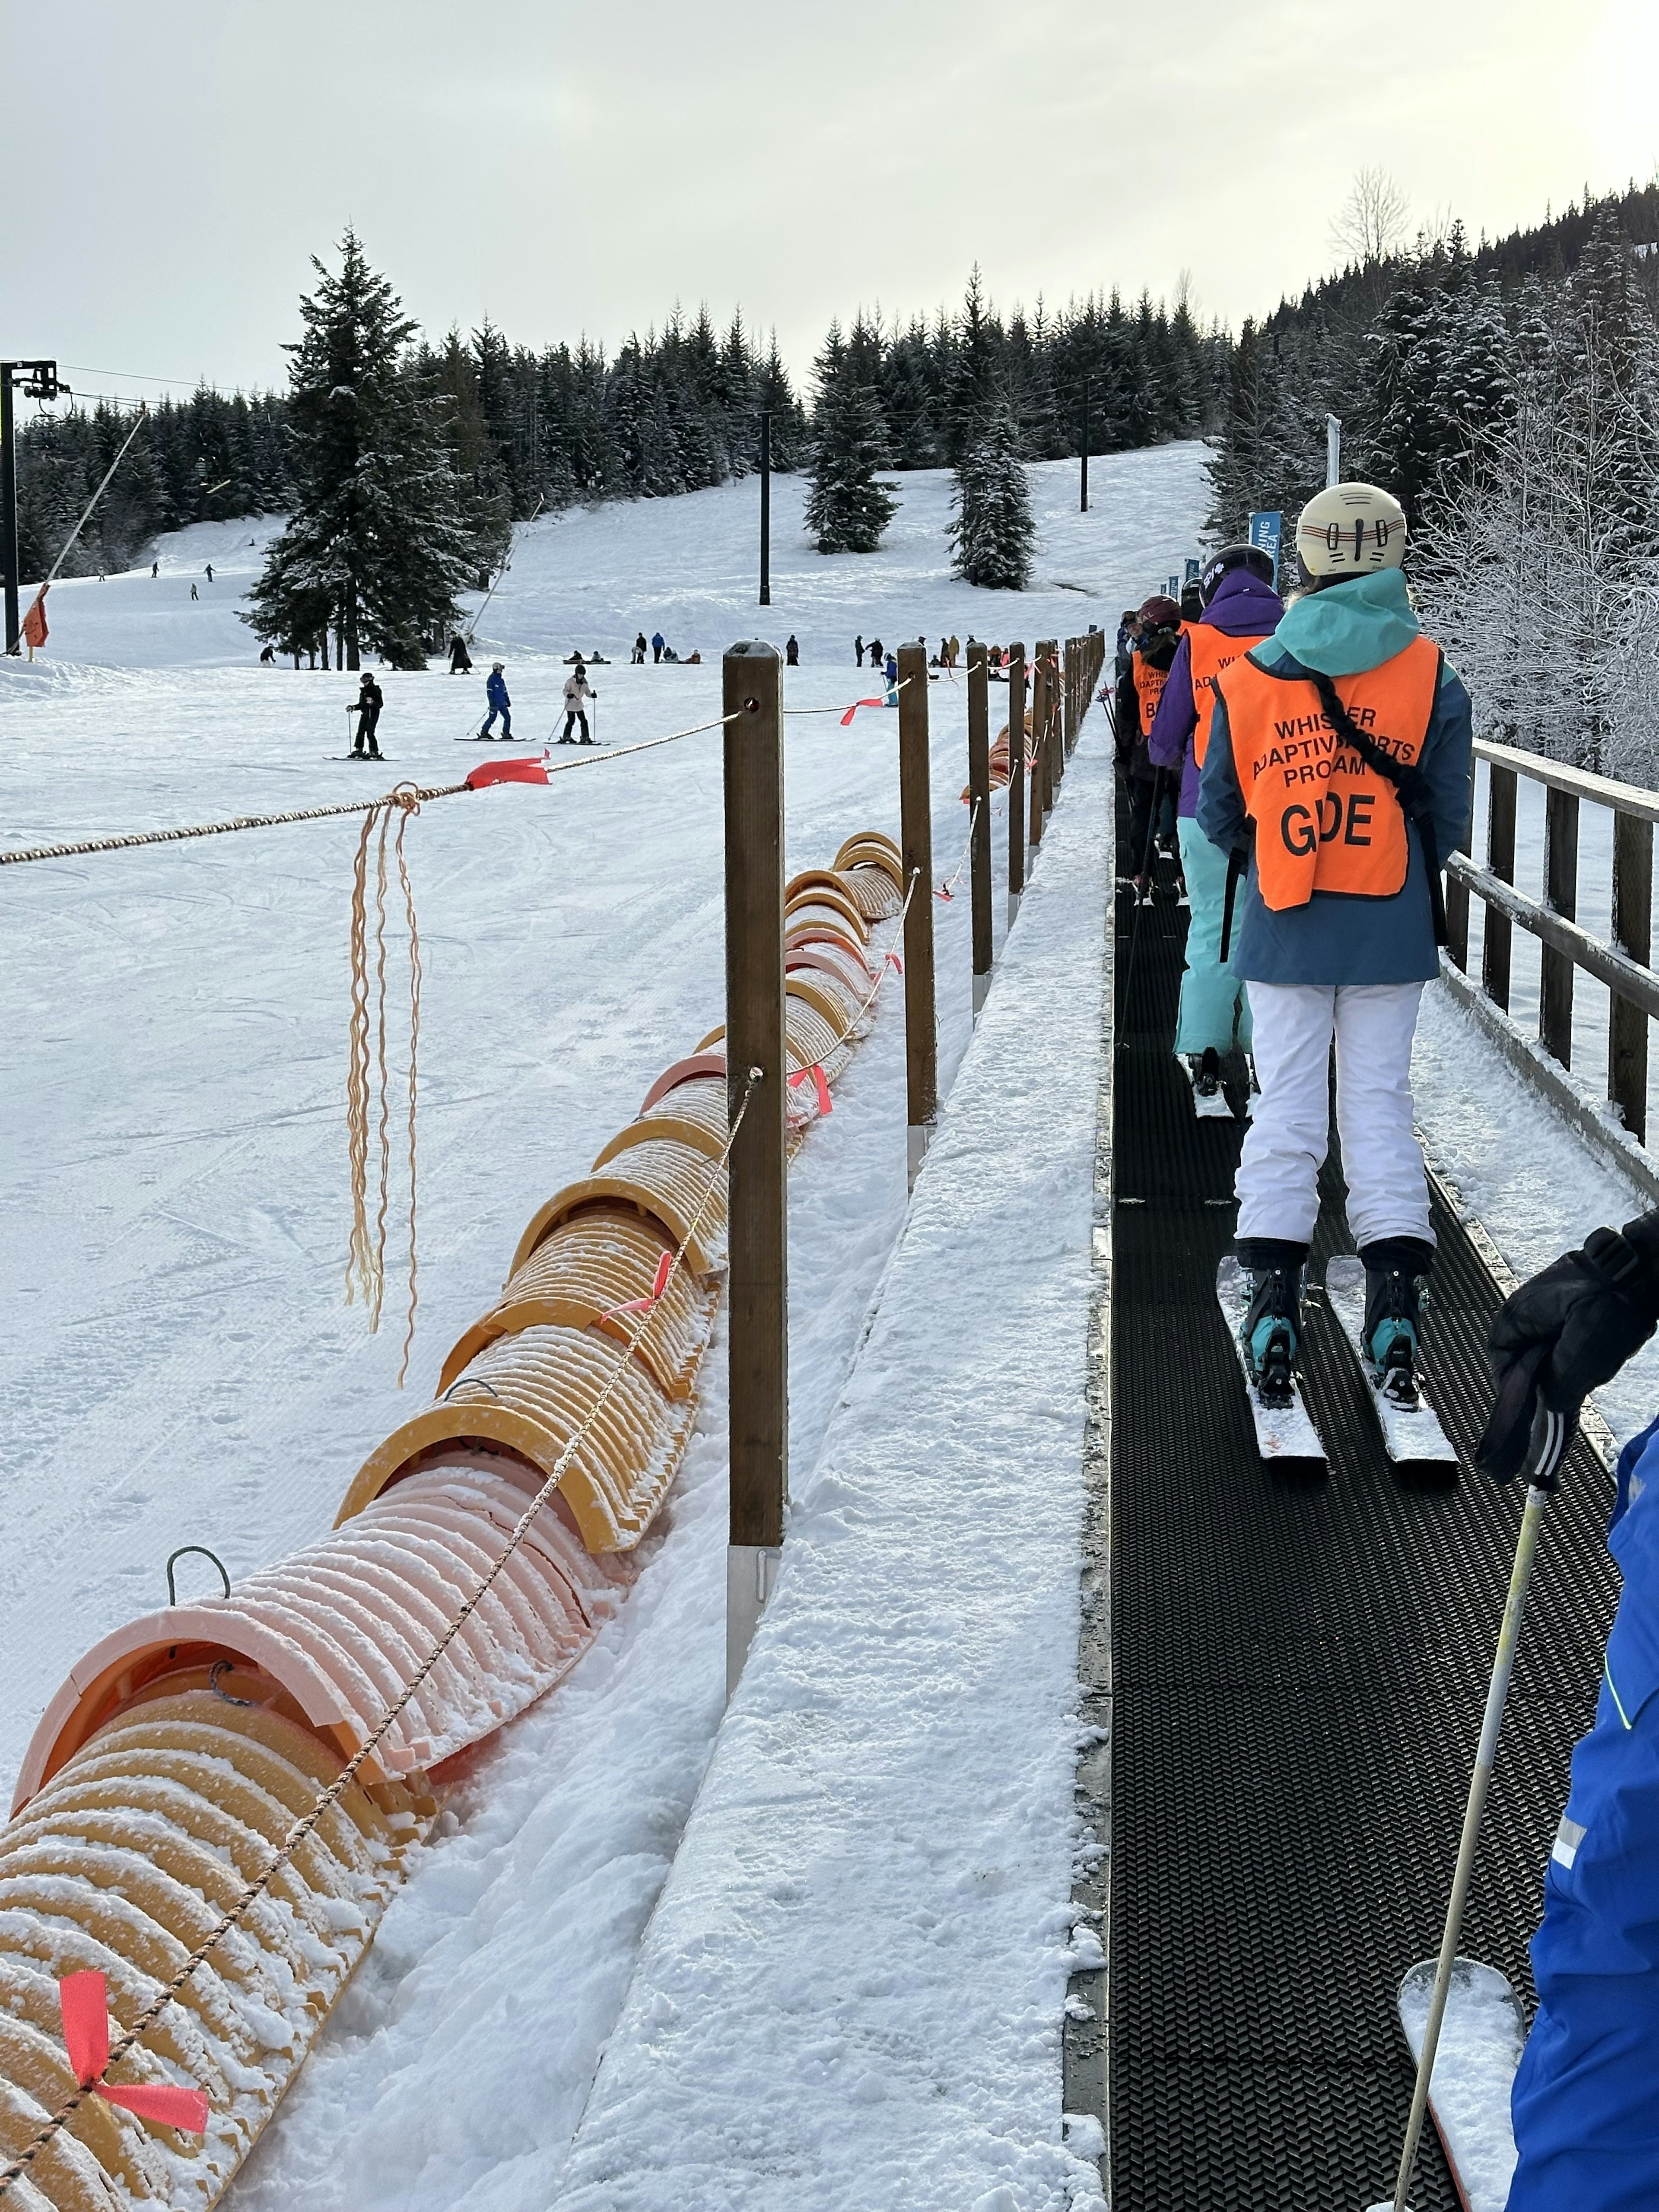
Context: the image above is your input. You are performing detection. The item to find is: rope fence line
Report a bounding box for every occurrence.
[0,1070,760,2201]
[0,711,745,872]
[936,799,980,902]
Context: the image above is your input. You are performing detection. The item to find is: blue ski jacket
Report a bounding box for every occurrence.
[1147,569,1286,818]
[1509,1415,1659,2211]
[1195,569,1472,986]
[486,669,509,710]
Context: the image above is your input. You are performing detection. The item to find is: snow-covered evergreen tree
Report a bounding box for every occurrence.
[804,327,897,555]
[244,230,474,667]
[949,398,1035,590]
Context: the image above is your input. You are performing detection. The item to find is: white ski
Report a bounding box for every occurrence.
[1324,1257,1459,1469]
[1215,1258,1325,1464]
[1181,1056,1233,1121]
[1375,1958,1525,2212]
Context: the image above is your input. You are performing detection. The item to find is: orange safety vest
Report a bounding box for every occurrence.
[1215,635,1442,909]
[1135,656,1170,739]
[1186,624,1270,769]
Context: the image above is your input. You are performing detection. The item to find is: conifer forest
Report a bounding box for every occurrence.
[16,181,1659,764]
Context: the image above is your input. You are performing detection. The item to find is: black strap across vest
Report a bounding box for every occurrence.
[1219,655,1448,959]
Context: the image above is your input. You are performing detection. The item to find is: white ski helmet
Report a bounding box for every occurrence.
[1295,482,1408,580]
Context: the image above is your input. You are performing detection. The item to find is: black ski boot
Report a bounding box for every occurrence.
[1358,1238,1434,1406]
[1195,1046,1222,1104]
[1236,1238,1307,1408]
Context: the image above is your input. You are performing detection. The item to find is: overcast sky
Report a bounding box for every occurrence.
[4,0,1655,411]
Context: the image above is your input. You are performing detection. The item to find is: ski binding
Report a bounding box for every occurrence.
[1181,1054,1233,1121]
[1324,1257,1459,1469]
[1215,1257,1325,1465]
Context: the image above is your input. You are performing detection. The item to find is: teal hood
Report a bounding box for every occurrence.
[1270,568,1420,677]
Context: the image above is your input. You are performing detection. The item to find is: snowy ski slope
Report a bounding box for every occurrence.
[0,448,1205,2212]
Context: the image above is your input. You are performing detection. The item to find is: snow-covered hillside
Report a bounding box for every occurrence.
[16,449,1212,676]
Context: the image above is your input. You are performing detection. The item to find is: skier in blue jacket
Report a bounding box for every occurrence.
[1148,544,1283,1107]
[1478,1211,1659,2211]
[479,661,511,741]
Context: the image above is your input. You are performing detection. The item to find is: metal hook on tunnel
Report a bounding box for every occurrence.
[165,1545,232,1606]
[208,1660,256,1707]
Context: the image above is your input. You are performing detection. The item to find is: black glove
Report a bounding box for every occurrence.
[1477,1216,1659,1480]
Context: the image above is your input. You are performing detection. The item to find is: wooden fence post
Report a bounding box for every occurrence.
[1541,785,1579,1068]
[1064,639,1078,756]
[1611,809,1653,1142]
[1007,645,1027,927]
[1029,643,1049,850]
[1042,641,1061,809]
[723,640,787,1698]
[1483,763,1516,1011]
[897,641,937,1185]
[967,641,994,1019]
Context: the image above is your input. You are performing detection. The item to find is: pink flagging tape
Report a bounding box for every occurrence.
[599,1249,674,1322]
[839,698,888,726]
[885,950,903,974]
[60,1973,209,2133]
[788,1064,833,1116]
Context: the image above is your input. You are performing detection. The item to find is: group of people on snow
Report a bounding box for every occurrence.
[1120,479,1659,2208]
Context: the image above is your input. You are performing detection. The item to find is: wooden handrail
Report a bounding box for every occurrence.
[1474,738,1659,827]
[1446,855,1659,1023]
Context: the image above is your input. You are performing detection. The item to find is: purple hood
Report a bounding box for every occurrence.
[1147,569,1286,814]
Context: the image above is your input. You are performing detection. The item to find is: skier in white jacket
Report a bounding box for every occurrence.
[559,665,597,745]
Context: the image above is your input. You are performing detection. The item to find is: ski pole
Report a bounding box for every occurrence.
[1117,769,1167,1045]
[1380,1399,1569,2212]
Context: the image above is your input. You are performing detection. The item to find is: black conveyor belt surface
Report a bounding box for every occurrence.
[1109,855,1625,2209]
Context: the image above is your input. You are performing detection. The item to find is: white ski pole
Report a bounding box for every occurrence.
[1377,1402,1569,2212]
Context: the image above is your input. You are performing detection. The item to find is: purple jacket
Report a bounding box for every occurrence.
[1147,569,1285,817]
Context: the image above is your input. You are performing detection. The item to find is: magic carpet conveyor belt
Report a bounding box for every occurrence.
[1106,839,1623,2210]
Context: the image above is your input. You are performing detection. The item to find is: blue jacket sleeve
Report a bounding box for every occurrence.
[1147,635,1197,773]
[1423,660,1474,862]
[1196,690,1246,855]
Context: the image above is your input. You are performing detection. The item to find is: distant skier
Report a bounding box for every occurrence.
[883,651,899,705]
[1116,595,1182,903]
[652,630,664,664]
[786,635,799,666]
[632,632,647,664]
[1147,543,1283,1109]
[1475,1212,1659,2212]
[1196,482,1472,1411]
[190,583,198,601]
[479,661,512,740]
[353,673,385,760]
[559,665,597,744]
[868,636,883,674]
[151,561,159,579]
[258,644,276,665]
[855,634,865,666]
[448,635,473,674]
[205,564,213,584]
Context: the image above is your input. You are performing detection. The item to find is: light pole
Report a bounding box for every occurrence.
[758,408,772,607]
[1081,377,1091,513]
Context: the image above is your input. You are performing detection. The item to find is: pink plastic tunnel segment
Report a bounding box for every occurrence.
[13,1460,626,1814]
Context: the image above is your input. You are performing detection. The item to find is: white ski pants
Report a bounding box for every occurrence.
[1235,981,1431,1251]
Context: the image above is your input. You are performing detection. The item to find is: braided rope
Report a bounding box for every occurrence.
[0,782,475,868]
[0,709,742,873]
[0,1070,760,2197]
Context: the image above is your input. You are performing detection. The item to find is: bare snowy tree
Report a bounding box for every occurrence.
[1330,168,1412,267]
